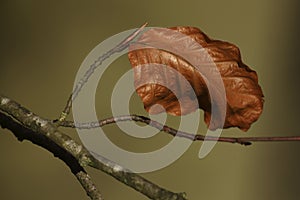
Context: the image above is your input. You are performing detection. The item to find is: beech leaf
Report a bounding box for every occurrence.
[128,27,264,131]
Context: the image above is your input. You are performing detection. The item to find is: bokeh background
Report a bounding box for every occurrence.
[0,0,299,199]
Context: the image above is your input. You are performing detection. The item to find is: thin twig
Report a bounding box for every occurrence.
[60,114,300,146]
[0,94,186,200]
[58,22,148,122]
[76,171,104,200]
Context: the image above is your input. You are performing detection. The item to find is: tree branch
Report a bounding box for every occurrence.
[0,110,103,200]
[0,94,186,200]
[60,114,300,146]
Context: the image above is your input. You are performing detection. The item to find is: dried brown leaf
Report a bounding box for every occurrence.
[128,27,264,131]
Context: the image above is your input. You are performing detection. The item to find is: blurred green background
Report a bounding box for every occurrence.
[0,0,299,199]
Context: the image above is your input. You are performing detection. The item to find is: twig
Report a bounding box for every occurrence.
[76,171,104,200]
[60,114,300,146]
[58,22,148,122]
[0,94,186,200]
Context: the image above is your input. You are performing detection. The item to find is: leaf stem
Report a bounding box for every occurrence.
[58,22,148,122]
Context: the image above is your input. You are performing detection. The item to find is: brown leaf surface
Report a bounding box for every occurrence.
[128,27,264,131]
